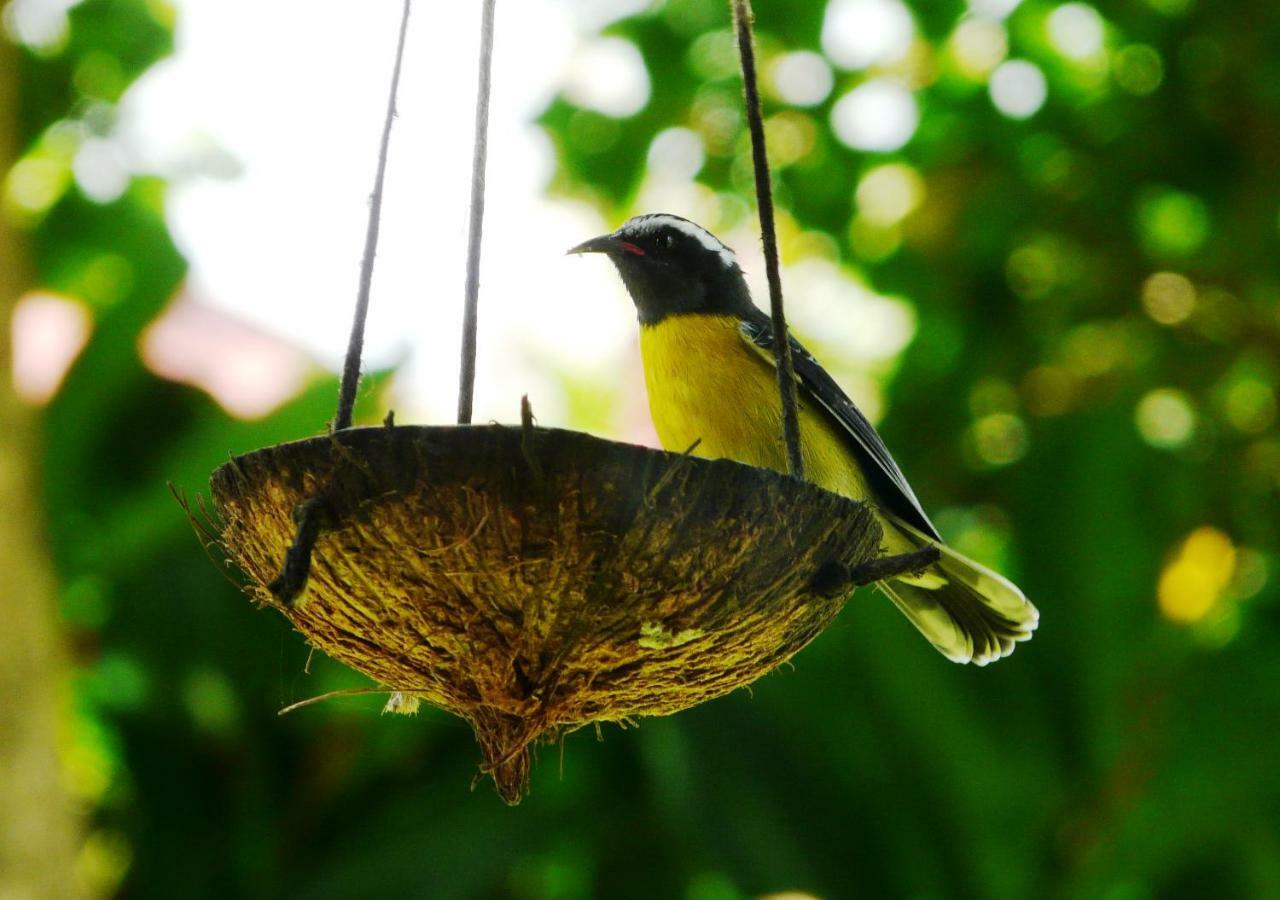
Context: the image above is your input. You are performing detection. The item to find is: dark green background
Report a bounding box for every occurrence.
[8,0,1279,897]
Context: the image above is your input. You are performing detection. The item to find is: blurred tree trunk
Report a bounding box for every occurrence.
[0,38,85,900]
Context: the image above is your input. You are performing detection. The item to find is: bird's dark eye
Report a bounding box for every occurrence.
[663,233,675,249]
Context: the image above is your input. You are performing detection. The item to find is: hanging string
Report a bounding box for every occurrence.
[456,0,499,425]
[731,0,805,479]
[334,0,412,432]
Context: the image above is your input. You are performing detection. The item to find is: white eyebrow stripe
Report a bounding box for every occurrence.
[630,214,737,269]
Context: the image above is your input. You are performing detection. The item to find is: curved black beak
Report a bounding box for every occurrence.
[566,233,622,256]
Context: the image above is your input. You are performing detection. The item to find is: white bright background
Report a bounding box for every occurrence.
[128,0,654,428]
[9,0,999,431]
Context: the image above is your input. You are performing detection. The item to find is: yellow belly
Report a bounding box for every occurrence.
[639,315,870,503]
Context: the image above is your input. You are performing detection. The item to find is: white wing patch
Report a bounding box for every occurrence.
[627,214,737,269]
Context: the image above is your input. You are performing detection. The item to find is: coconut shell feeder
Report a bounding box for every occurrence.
[195,0,937,804]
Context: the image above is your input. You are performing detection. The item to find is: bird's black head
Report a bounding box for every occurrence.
[568,214,753,325]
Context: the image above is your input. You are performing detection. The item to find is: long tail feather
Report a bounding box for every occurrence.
[879,518,1038,665]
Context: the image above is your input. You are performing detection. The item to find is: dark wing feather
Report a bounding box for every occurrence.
[738,307,942,541]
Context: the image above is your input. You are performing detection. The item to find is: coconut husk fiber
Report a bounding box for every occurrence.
[207,421,895,803]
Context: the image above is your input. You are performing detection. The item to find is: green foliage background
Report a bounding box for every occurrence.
[6,0,1280,897]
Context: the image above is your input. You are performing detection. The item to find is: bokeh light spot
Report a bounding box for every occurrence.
[989,60,1048,119]
[647,127,705,179]
[831,79,919,152]
[183,667,241,736]
[765,112,818,167]
[1141,271,1196,325]
[787,229,842,262]
[855,163,925,227]
[1137,188,1210,258]
[1135,387,1196,449]
[821,0,916,71]
[770,51,834,107]
[950,19,1008,79]
[73,51,127,101]
[1063,321,1133,377]
[688,29,739,81]
[74,137,130,203]
[1224,379,1277,435]
[563,37,650,117]
[691,88,742,155]
[80,254,135,308]
[2,0,71,52]
[5,119,82,220]
[1158,527,1237,624]
[5,156,71,215]
[1115,44,1164,95]
[968,0,1024,20]
[784,259,916,363]
[1047,4,1105,60]
[1230,548,1270,602]
[1006,242,1058,299]
[61,715,118,803]
[11,292,92,404]
[969,412,1029,467]
[85,652,150,711]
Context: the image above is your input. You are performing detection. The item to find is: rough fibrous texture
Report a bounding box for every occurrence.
[209,424,882,802]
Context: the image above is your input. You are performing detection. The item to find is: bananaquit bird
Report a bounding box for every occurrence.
[570,213,1038,665]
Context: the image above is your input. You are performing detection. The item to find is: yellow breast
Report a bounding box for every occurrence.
[639,315,870,503]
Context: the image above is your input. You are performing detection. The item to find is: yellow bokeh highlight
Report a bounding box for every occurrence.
[1158,526,1237,624]
[4,120,80,218]
[1141,271,1196,325]
[970,412,1029,467]
[1007,242,1058,299]
[1224,378,1277,435]
[1062,321,1131,377]
[949,19,1008,80]
[764,111,818,167]
[5,157,71,215]
[1135,387,1195,449]
[856,163,926,227]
